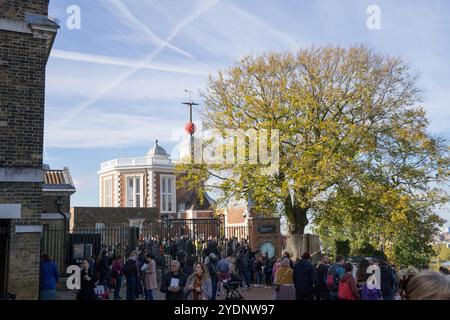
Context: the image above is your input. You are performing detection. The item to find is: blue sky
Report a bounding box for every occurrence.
[45,0,450,226]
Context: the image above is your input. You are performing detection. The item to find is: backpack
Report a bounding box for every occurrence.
[338,281,355,300]
[327,266,340,291]
[361,284,381,300]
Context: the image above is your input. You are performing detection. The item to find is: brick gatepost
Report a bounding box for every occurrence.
[0,0,59,300]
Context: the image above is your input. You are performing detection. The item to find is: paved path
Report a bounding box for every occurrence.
[57,282,274,301]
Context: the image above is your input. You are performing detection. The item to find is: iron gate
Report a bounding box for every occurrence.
[40,217,226,273]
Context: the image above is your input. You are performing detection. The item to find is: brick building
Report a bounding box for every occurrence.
[0,0,59,299]
[41,165,76,230]
[97,140,215,220]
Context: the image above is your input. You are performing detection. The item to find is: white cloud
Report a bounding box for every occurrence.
[50,49,210,76]
[45,109,183,149]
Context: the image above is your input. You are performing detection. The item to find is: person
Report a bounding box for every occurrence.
[403,270,450,300]
[144,254,157,300]
[263,256,274,288]
[216,253,230,296]
[160,260,187,300]
[274,258,295,300]
[184,262,213,300]
[98,250,111,291]
[111,255,124,300]
[253,255,264,287]
[338,263,359,300]
[39,254,59,300]
[182,257,195,278]
[123,253,139,300]
[293,252,315,300]
[236,250,251,289]
[356,259,370,291]
[77,259,97,300]
[380,260,395,300]
[272,258,282,282]
[328,255,346,300]
[315,255,330,300]
[207,253,218,300]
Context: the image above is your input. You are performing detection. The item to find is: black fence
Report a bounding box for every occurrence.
[40,218,240,275]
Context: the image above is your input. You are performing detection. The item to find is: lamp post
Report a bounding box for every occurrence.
[183,90,198,163]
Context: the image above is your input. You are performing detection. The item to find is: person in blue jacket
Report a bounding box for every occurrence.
[40,254,59,300]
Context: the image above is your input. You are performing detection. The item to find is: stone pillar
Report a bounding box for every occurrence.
[247,217,282,259]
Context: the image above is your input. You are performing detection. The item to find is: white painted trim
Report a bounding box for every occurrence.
[15,225,43,233]
[41,213,69,220]
[42,188,76,192]
[0,204,21,219]
[0,18,31,34]
[0,167,44,182]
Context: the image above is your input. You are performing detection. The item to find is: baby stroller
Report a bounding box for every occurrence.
[223,274,245,300]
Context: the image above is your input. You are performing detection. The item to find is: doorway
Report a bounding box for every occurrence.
[0,220,10,299]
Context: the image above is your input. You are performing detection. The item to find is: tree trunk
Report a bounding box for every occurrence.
[284,196,309,235]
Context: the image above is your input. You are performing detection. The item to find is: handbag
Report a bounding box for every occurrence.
[275,269,290,292]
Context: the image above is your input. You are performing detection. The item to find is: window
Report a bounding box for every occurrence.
[104,177,112,207]
[95,223,105,233]
[178,202,185,212]
[126,176,142,208]
[160,175,175,213]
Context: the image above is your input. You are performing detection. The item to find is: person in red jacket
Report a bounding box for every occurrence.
[338,263,360,300]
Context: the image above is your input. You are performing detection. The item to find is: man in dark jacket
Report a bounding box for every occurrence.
[160,260,187,300]
[98,250,111,290]
[315,255,330,300]
[123,254,139,300]
[293,252,315,300]
[380,260,395,300]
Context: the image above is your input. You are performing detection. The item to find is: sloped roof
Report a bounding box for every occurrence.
[43,166,76,192]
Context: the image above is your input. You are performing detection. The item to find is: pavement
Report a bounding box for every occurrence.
[56,280,274,301]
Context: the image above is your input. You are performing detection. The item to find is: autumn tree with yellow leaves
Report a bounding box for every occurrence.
[177,46,449,265]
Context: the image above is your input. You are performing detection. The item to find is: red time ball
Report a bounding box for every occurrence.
[185,122,196,135]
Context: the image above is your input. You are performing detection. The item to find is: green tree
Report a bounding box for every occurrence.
[177,46,450,242]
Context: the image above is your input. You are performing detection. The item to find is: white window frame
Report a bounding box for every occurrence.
[125,174,144,208]
[103,177,113,207]
[160,174,176,213]
[178,202,185,213]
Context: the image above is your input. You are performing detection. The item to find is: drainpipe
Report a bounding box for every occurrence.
[56,197,68,270]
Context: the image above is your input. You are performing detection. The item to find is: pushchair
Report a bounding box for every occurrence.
[223,274,245,300]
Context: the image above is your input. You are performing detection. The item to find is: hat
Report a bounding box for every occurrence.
[302,252,311,260]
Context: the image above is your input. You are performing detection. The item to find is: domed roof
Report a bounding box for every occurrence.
[147,140,169,157]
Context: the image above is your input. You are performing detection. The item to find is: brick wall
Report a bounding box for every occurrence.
[0,0,49,20]
[0,0,56,300]
[0,182,42,299]
[70,207,160,229]
[248,217,282,259]
[42,192,71,214]
[0,31,48,168]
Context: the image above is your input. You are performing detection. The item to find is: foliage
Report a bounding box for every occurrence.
[176,45,450,256]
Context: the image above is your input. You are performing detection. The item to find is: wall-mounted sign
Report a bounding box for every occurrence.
[258,225,276,234]
[260,242,275,259]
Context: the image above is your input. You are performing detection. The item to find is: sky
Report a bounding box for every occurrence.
[45,0,450,227]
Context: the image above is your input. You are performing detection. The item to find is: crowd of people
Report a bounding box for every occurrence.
[39,235,450,301]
